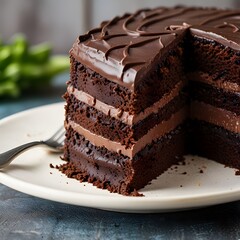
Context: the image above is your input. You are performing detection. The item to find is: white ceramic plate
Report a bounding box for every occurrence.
[0,102,240,213]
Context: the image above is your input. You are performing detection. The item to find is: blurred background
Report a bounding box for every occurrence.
[0,0,239,100]
[0,0,239,54]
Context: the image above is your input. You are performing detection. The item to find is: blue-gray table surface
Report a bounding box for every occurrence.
[0,79,240,240]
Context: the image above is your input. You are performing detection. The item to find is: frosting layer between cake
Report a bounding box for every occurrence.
[67,80,185,125]
[67,107,186,158]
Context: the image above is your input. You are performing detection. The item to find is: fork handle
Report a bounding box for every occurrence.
[0,141,43,169]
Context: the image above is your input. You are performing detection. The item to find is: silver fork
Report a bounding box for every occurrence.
[0,126,65,169]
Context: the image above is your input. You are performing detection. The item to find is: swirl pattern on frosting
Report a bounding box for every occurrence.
[71,7,240,88]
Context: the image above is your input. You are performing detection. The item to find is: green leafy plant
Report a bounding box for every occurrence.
[0,34,69,98]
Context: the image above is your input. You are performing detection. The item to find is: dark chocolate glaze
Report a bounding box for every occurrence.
[71,7,240,89]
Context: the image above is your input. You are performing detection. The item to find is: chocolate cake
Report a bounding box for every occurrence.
[61,7,240,195]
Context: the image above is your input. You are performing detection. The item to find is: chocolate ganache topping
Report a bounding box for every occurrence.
[71,7,240,89]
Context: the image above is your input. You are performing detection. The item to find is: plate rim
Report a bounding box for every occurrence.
[1,169,240,212]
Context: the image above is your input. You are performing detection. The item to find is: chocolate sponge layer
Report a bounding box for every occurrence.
[189,120,240,169]
[188,36,240,85]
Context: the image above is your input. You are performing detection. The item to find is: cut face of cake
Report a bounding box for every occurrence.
[188,34,240,168]
[61,7,240,195]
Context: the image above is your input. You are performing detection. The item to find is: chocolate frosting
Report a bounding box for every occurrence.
[71,7,240,89]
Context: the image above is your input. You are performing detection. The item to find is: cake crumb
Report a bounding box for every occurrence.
[131,189,144,197]
[181,172,187,175]
[199,169,204,174]
[175,155,185,162]
[235,170,240,176]
[181,161,186,165]
[50,163,61,169]
[180,185,183,187]
[50,172,52,174]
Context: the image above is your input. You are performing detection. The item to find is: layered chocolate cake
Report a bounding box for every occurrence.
[61,7,240,195]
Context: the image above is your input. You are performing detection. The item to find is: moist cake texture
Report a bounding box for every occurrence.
[61,7,240,195]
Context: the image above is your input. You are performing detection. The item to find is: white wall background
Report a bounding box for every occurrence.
[0,0,238,54]
[0,0,89,53]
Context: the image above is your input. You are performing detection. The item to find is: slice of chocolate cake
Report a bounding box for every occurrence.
[61,7,240,195]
